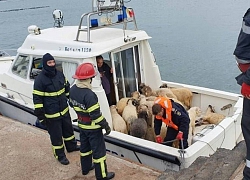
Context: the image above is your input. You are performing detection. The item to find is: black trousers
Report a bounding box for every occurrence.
[80,128,108,180]
[164,127,189,149]
[242,97,250,180]
[47,113,77,159]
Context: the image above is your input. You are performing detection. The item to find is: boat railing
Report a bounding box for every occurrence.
[0,49,17,57]
[75,7,138,43]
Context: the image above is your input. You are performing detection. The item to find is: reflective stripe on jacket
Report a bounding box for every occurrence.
[69,85,108,130]
[33,70,70,119]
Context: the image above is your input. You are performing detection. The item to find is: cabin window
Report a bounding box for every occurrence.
[12,55,29,79]
[30,56,77,85]
[112,45,141,100]
[61,61,77,85]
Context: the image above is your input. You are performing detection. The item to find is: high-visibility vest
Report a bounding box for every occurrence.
[154,97,178,130]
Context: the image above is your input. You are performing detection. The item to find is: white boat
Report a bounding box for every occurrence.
[0,0,243,172]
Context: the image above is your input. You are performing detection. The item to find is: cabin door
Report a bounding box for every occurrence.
[111,45,141,102]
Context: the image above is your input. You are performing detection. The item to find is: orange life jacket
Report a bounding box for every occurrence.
[154,97,178,130]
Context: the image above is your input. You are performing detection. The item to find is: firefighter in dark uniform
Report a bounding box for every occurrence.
[69,63,115,180]
[33,53,79,165]
[234,8,250,180]
[152,97,190,149]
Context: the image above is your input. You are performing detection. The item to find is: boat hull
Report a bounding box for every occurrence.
[0,79,244,171]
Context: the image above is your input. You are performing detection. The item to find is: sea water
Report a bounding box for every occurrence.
[0,0,250,93]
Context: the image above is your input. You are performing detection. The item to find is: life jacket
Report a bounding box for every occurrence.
[154,97,178,130]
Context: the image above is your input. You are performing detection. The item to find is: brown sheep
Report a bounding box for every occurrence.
[139,83,156,97]
[202,105,226,125]
[171,87,193,109]
[137,104,155,142]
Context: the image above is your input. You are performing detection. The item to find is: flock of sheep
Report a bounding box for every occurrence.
[109,83,226,147]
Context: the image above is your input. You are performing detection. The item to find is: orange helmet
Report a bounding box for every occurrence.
[73,63,97,80]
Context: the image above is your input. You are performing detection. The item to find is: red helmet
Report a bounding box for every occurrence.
[73,63,97,80]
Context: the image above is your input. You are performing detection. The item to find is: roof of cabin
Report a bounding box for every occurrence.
[18,26,151,58]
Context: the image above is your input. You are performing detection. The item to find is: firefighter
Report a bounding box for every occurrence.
[69,63,115,180]
[234,8,250,180]
[33,53,79,165]
[152,97,190,149]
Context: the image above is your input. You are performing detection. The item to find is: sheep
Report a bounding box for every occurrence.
[137,104,155,142]
[145,96,157,101]
[139,83,156,97]
[110,105,128,134]
[139,94,147,105]
[155,88,177,99]
[188,107,202,136]
[202,105,226,125]
[171,87,193,110]
[159,83,168,88]
[122,99,138,132]
[187,106,202,146]
[130,111,148,139]
[116,91,140,115]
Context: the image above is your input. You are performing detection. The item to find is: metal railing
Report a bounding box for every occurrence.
[75,7,138,43]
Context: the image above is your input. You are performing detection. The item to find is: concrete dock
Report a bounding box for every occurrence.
[0,115,160,180]
[0,115,246,180]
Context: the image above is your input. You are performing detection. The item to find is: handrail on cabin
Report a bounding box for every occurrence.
[75,8,138,43]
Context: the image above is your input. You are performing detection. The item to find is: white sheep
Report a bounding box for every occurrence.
[187,106,202,146]
[188,106,202,136]
[116,91,140,115]
[171,87,193,109]
[202,105,226,125]
[130,111,148,139]
[122,99,138,132]
[110,105,128,134]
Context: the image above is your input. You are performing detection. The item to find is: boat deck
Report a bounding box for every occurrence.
[0,115,245,180]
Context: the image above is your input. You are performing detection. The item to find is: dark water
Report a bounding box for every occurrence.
[1,0,250,93]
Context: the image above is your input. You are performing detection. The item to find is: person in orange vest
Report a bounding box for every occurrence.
[152,97,190,149]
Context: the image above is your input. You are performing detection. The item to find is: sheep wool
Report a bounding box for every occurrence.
[110,105,128,134]
[122,99,138,132]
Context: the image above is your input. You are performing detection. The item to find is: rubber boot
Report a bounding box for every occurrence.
[82,164,95,175]
[58,156,69,165]
[97,172,115,180]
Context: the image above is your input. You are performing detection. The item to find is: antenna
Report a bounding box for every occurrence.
[52,9,64,28]
[93,0,122,12]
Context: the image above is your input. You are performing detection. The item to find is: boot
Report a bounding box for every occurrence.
[67,144,80,153]
[82,163,95,175]
[97,172,115,180]
[107,172,115,179]
[58,156,69,165]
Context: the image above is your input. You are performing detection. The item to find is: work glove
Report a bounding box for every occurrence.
[155,135,163,144]
[104,124,111,136]
[241,82,250,99]
[176,131,183,140]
